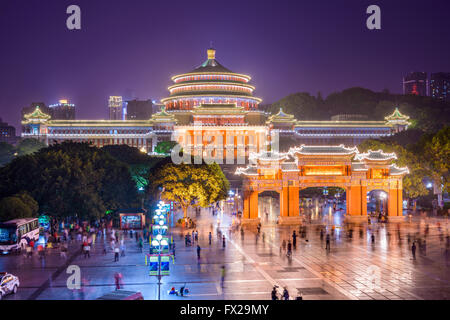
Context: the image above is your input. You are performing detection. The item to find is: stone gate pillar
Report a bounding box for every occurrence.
[242,188,260,225]
[388,180,403,218]
[278,181,300,225]
[347,181,367,219]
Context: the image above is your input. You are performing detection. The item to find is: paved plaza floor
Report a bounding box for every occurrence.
[1,207,449,300]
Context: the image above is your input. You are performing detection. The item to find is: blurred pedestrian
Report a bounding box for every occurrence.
[114,272,122,290]
[282,287,290,300]
[220,265,226,288]
[197,245,201,260]
[292,231,297,248]
[411,242,416,260]
[114,246,120,262]
[222,235,226,248]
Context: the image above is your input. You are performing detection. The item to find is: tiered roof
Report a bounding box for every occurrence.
[150,106,178,124]
[236,145,409,177]
[192,103,247,115]
[22,106,51,124]
[290,144,359,156]
[384,107,410,123]
[266,108,296,124]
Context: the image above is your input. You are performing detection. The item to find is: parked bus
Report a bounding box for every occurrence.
[0,218,40,254]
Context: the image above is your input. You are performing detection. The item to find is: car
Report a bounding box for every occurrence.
[0,272,20,300]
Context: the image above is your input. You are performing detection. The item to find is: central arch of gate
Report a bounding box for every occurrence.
[236,145,409,225]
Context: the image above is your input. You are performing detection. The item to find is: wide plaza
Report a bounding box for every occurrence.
[1,204,449,300]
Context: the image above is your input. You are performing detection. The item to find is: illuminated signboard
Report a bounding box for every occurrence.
[161,256,170,275]
[119,213,145,230]
[149,256,159,276]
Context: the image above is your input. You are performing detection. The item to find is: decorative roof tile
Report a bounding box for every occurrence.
[289,144,359,156]
[235,165,258,176]
[389,164,409,176]
[354,149,397,161]
[267,108,296,123]
[385,107,410,122]
[22,106,51,124]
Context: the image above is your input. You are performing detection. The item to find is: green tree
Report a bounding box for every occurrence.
[151,161,229,218]
[0,192,38,221]
[358,139,428,199]
[269,92,320,120]
[416,126,450,206]
[16,138,46,156]
[0,142,139,220]
[0,142,15,167]
[154,141,178,155]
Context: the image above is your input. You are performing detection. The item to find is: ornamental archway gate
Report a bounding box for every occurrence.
[236,145,409,225]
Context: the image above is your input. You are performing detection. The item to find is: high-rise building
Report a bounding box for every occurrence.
[403,72,427,96]
[48,99,76,120]
[108,96,123,120]
[430,72,450,102]
[0,118,17,144]
[126,99,154,120]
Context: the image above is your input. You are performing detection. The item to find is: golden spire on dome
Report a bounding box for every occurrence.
[207,45,216,59]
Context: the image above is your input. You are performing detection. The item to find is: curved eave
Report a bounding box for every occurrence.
[161,94,262,103]
[171,72,251,82]
[168,82,255,91]
[169,91,255,98]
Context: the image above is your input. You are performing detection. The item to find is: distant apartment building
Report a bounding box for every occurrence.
[49,99,76,120]
[108,96,123,120]
[126,99,154,120]
[430,72,450,102]
[403,72,427,96]
[0,118,17,144]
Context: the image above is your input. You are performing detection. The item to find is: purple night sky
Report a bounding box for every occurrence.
[1,0,449,130]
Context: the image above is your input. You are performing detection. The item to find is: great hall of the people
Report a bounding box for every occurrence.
[21,48,411,223]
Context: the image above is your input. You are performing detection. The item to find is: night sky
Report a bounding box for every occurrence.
[1,0,450,130]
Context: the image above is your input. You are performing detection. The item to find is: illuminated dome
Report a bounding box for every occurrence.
[161,48,262,111]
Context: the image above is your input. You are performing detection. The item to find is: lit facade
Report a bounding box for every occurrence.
[21,49,411,157]
[109,96,123,120]
[403,71,427,96]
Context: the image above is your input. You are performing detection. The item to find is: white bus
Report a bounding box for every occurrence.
[0,218,40,254]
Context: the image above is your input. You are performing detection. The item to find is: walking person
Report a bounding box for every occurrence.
[411,241,417,260]
[220,265,226,288]
[222,235,226,248]
[325,234,330,252]
[120,240,126,257]
[114,272,122,290]
[208,232,212,245]
[282,287,290,300]
[287,240,292,258]
[197,245,201,260]
[292,231,297,249]
[114,246,120,262]
[83,242,91,258]
[26,244,33,258]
